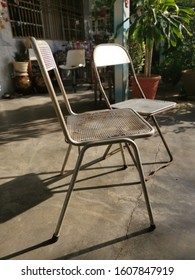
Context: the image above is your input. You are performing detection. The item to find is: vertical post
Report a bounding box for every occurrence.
[114,0,130,102]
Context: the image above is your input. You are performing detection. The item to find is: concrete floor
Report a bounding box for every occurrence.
[0,86,195,260]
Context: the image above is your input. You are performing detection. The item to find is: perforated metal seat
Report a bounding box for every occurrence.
[30,37,155,243]
[113,98,175,116]
[67,108,154,143]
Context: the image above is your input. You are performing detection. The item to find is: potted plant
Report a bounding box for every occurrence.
[13,47,32,95]
[182,66,195,97]
[13,50,29,74]
[158,34,195,91]
[117,0,194,99]
[181,4,195,97]
[157,0,195,94]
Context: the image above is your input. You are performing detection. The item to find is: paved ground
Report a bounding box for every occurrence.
[0,85,195,260]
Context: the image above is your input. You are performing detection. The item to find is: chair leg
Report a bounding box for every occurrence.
[53,140,155,243]
[102,144,127,168]
[52,145,87,242]
[125,143,138,169]
[129,141,155,228]
[151,115,173,162]
[60,144,72,175]
[72,69,77,92]
[102,144,112,159]
[119,143,128,168]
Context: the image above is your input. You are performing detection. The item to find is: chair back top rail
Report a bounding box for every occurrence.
[93,43,146,102]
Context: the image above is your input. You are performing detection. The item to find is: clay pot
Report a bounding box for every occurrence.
[132,75,161,99]
[181,69,195,96]
[15,74,32,94]
[33,74,47,93]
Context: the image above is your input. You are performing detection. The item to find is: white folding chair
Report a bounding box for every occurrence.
[93,43,176,169]
[59,49,85,92]
[30,37,155,242]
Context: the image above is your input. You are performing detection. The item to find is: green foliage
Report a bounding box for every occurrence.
[117,0,194,77]
[158,10,195,83]
[127,39,145,74]
[14,50,29,62]
[157,49,184,84]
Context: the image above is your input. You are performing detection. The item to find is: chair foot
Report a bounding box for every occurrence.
[123,164,128,169]
[51,234,59,243]
[150,224,156,231]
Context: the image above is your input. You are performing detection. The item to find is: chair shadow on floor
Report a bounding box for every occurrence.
[1,226,154,260]
[0,173,52,223]
[0,153,158,224]
[0,158,157,260]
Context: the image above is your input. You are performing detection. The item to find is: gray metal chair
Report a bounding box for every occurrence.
[93,43,176,167]
[30,37,155,242]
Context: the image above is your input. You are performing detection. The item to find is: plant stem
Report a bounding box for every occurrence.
[144,40,154,77]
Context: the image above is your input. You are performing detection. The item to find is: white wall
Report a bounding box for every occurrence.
[0,23,66,98]
[0,24,18,97]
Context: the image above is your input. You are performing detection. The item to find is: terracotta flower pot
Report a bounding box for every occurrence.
[33,74,47,93]
[15,73,32,94]
[132,75,161,99]
[181,69,195,96]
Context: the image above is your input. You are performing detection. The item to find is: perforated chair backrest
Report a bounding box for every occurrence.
[30,37,74,140]
[93,43,145,104]
[66,49,86,67]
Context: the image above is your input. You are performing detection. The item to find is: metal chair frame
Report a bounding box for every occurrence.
[93,43,176,166]
[30,37,156,243]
